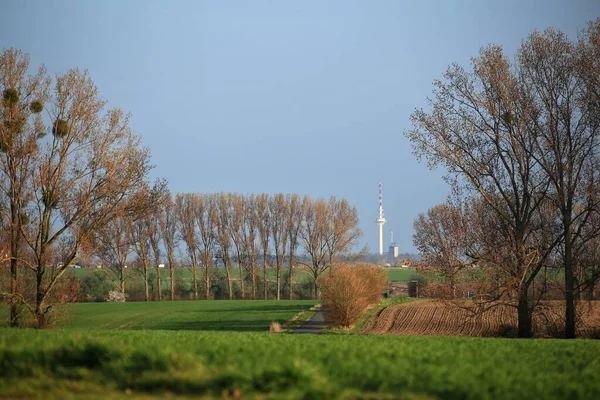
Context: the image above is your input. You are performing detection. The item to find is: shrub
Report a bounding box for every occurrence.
[106,290,126,302]
[319,264,388,328]
[269,322,282,333]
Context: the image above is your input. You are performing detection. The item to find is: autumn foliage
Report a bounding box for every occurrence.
[319,264,388,328]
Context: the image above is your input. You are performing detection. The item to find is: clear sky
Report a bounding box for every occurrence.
[1,0,598,253]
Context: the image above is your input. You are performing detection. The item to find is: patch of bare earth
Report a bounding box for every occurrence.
[362,300,600,338]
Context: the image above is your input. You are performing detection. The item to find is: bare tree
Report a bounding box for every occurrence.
[0,48,49,326]
[255,193,271,299]
[147,207,162,301]
[131,215,152,302]
[406,45,555,337]
[195,194,217,300]
[299,197,329,299]
[229,193,246,299]
[270,193,289,300]
[19,69,153,326]
[286,194,303,300]
[517,23,600,338]
[215,193,233,299]
[242,194,259,299]
[159,193,178,301]
[413,202,473,298]
[95,214,133,296]
[324,197,362,269]
[176,193,200,300]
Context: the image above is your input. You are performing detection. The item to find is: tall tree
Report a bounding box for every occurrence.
[229,193,246,299]
[242,194,259,299]
[147,207,162,301]
[215,193,233,299]
[0,48,49,326]
[286,194,303,300]
[21,69,153,326]
[270,193,289,300]
[518,25,600,338]
[299,197,329,299]
[131,214,152,302]
[256,194,271,299]
[406,45,554,337]
[176,193,200,300]
[195,194,217,300]
[159,193,178,301]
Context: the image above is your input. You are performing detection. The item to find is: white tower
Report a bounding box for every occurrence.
[376,181,386,256]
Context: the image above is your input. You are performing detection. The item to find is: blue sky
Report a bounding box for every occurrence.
[1,0,598,253]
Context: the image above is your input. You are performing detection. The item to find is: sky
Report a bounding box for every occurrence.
[1,0,598,253]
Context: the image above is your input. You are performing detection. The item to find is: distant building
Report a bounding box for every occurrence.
[388,243,399,259]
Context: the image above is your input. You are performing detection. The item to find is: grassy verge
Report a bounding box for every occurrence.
[1,328,599,399]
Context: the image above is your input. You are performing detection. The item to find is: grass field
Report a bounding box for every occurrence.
[1,328,599,399]
[1,300,316,331]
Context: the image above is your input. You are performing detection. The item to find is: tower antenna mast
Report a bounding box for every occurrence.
[376,181,386,255]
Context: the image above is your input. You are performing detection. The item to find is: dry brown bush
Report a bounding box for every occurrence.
[319,264,387,328]
[269,321,282,333]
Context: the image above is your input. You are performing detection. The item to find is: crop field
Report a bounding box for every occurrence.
[0,300,316,331]
[1,328,599,399]
[363,299,600,338]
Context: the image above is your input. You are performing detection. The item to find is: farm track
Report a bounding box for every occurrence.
[363,300,600,338]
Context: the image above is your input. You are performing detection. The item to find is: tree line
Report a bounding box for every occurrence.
[95,192,362,303]
[408,19,600,338]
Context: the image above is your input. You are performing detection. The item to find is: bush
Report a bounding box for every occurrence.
[78,271,113,302]
[319,264,388,328]
[106,291,126,302]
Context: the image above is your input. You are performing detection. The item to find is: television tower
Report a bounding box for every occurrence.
[376,181,386,255]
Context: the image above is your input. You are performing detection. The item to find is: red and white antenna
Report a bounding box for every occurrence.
[376,181,386,256]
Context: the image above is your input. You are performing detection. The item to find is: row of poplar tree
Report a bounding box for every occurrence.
[94,192,362,303]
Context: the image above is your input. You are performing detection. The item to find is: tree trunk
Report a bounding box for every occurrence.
[192,265,198,300]
[239,262,245,299]
[205,266,210,300]
[225,262,233,300]
[517,289,533,338]
[170,263,175,301]
[34,268,46,329]
[289,264,294,300]
[9,195,20,327]
[276,268,281,300]
[156,265,162,301]
[120,266,126,296]
[9,258,18,327]
[252,265,257,299]
[263,254,268,300]
[143,264,149,302]
[564,217,576,338]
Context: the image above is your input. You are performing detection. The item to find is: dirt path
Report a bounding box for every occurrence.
[292,311,324,334]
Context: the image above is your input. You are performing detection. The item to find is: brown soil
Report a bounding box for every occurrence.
[362,300,600,338]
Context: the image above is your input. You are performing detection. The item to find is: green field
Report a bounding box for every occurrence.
[1,327,598,399]
[386,268,418,282]
[1,300,316,331]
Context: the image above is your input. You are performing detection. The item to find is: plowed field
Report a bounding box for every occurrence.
[363,299,600,338]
